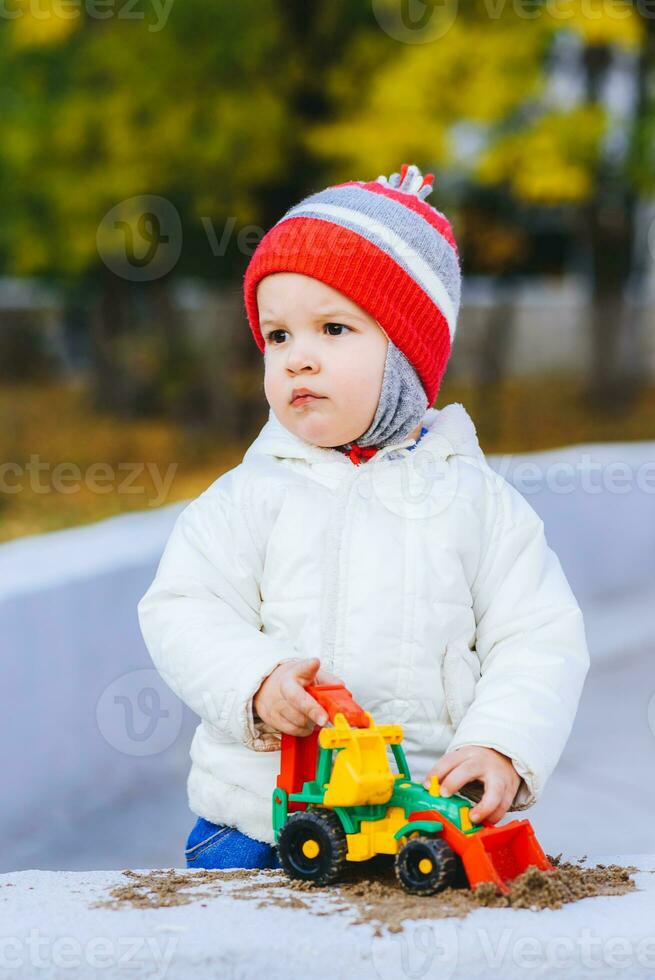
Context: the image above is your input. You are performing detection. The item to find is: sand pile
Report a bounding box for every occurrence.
[92,853,638,935]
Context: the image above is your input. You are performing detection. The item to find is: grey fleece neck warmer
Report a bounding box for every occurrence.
[337,339,429,451]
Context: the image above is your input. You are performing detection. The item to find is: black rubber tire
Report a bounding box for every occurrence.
[277,809,348,886]
[395,836,462,895]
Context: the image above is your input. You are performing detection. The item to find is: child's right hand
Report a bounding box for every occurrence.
[253,657,343,736]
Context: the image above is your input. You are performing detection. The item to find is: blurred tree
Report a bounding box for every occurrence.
[236,0,391,433]
[2,0,653,426]
[0,0,292,423]
[0,0,386,432]
[304,0,652,408]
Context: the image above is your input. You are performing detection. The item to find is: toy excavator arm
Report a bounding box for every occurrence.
[319,712,404,749]
[305,682,370,728]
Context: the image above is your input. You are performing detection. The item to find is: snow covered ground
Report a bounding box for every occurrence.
[1,857,654,979]
[1,438,654,873]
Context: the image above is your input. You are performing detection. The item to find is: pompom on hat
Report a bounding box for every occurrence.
[243,163,461,406]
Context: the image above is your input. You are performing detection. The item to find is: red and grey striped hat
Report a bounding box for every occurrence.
[243,163,461,406]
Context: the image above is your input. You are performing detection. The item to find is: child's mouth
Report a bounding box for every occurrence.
[291,394,324,406]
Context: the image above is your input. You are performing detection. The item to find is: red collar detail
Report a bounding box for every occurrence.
[345,443,379,466]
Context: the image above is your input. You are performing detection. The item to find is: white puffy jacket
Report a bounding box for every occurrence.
[137,402,590,845]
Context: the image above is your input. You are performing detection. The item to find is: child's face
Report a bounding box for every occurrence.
[257,272,388,448]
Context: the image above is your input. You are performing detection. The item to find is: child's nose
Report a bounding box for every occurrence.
[287,347,319,372]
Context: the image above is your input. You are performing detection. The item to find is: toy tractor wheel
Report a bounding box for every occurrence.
[395,836,461,895]
[277,809,347,886]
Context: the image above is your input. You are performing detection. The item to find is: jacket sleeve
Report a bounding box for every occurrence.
[137,482,295,751]
[446,467,591,809]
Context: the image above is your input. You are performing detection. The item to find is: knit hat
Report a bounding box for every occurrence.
[243,162,461,407]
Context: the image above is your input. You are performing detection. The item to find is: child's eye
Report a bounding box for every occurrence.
[264,323,351,344]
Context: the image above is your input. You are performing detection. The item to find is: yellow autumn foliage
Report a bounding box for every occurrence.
[306,0,641,204]
[306,16,545,179]
[543,0,644,49]
[475,106,607,203]
[7,0,81,49]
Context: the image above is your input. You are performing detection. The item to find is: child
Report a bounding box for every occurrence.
[137,163,590,872]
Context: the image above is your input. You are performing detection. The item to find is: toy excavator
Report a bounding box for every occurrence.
[273,683,554,895]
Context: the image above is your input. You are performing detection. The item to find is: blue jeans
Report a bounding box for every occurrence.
[185,817,282,870]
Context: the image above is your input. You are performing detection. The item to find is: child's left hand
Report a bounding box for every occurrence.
[422,745,521,825]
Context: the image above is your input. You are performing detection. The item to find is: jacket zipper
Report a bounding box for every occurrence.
[320,442,421,677]
[320,468,359,676]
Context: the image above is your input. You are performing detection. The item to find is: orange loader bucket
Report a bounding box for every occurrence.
[409,809,555,894]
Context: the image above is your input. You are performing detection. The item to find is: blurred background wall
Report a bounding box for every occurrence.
[1,0,654,870]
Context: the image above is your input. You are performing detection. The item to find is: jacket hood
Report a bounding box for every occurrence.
[243,402,484,467]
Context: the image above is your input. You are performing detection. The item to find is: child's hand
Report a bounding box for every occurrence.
[423,745,521,825]
[253,657,343,736]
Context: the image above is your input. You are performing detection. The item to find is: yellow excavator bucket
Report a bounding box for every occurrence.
[318,711,404,807]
